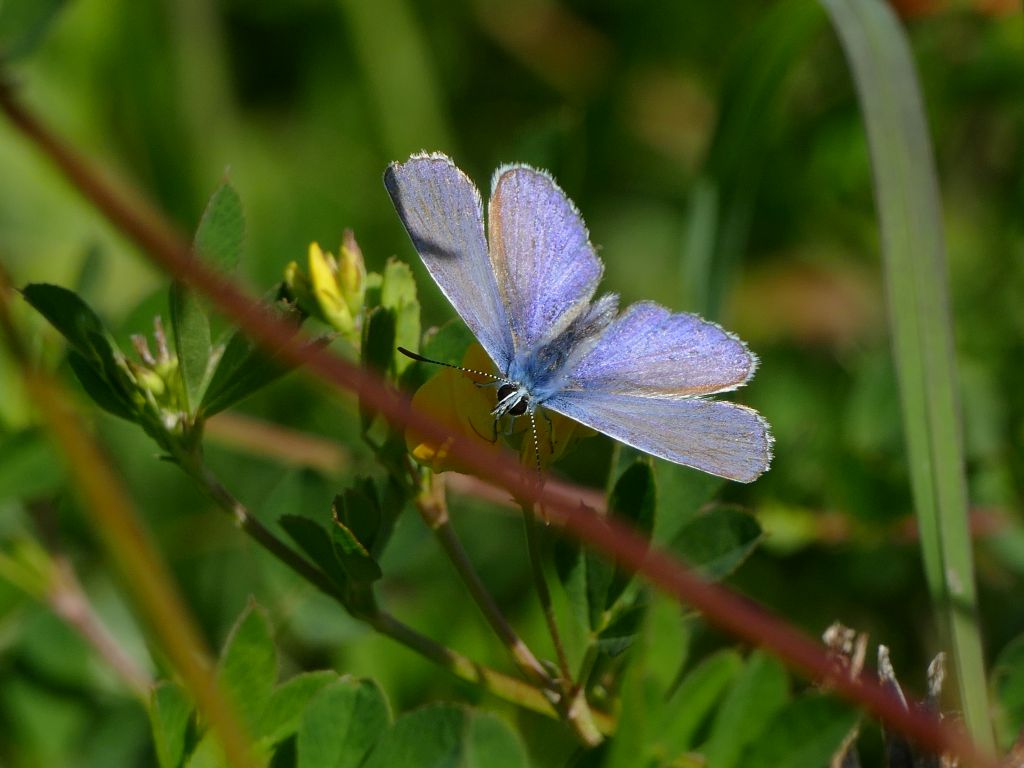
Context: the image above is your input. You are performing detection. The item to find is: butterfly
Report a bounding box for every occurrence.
[384,152,772,483]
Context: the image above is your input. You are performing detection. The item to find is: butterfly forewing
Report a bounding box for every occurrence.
[488,166,603,356]
[545,391,772,483]
[385,154,514,371]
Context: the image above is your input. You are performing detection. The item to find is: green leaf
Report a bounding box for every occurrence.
[583,549,614,631]
[992,634,1024,750]
[361,705,527,768]
[23,284,139,418]
[278,515,349,590]
[194,183,245,271]
[670,507,762,581]
[642,594,693,696]
[820,0,991,747]
[362,306,396,376]
[296,678,390,768]
[0,429,63,503]
[0,0,67,60]
[199,289,308,417]
[257,671,337,747]
[22,283,115,366]
[67,352,137,420]
[594,601,645,657]
[183,732,223,768]
[169,282,211,412]
[170,182,243,412]
[149,682,193,768]
[603,653,664,768]
[738,695,859,768]
[605,461,656,607]
[657,649,744,756]
[360,306,396,430]
[331,485,382,583]
[380,259,420,375]
[562,462,657,632]
[422,320,474,363]
[216,601,277,733]
[702,651,790,768]
[654,461,724,544]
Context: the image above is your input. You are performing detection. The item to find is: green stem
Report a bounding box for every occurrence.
[521,500,603,747]
[521,501,573,686]
[415,474,556,692]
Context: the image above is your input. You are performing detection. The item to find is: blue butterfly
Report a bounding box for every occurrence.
[384,153,772,482]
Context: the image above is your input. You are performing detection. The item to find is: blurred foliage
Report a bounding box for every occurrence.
[1,0,1023,765]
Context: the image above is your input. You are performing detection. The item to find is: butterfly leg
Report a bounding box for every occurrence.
[469,417,500,445]
[541,409,556,458]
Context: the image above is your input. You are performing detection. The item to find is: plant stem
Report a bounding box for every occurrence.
[48,555,154,698]
[521,500,603,747]
[414,474,556,692]
[521,501,572,686]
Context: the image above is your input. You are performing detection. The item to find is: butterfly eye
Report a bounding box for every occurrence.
[496,383,529,416]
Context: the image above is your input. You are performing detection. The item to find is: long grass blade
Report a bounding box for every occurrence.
[819,0,993,750]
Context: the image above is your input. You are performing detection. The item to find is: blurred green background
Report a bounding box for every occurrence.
[1,0,1022,765]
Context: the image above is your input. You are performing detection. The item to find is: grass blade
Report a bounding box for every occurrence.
[820,0,993,750]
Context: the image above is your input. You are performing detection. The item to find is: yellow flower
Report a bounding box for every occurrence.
[407,344,593,474]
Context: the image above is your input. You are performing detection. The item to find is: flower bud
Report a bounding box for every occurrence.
[308,241,354,335]
[338,229,366,316]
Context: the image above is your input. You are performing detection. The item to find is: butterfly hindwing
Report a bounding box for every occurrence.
[562,301,757,398]
[545,391,772,483]
[385,153,514,371]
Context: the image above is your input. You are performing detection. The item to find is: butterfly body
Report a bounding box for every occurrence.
[385,152,773,483]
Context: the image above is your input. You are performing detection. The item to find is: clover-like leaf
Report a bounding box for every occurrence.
[738,695,859,768]
[149,682,193,768]
[331,491,383,583]
[703,651,790,768]
[257,670,338,748]
[216,601,277,733]
[296,678,391,768]
[380,258,420,375]
[670,506,763,581]
[194,182,245,271]
[361,704,527,768]
[278,515,350,590]
[199,287,309,417]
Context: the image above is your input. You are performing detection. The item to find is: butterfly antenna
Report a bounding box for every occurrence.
[528,411,549,523]
[396,346,503,381]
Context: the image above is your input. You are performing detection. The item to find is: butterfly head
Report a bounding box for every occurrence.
[493,382,531,418]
